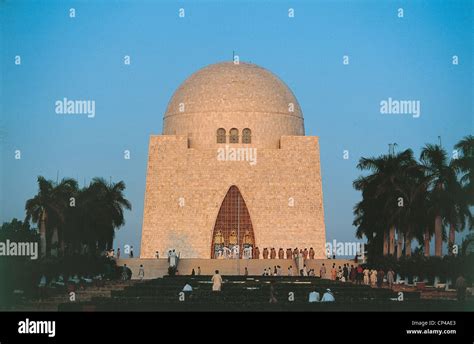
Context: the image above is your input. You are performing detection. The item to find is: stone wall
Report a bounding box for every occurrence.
[140,134,326,259]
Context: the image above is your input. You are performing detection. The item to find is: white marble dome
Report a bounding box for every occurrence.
[163,62,305,149]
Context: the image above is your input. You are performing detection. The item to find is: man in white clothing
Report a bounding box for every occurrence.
[309,289,320,303]
[321,288,335,302]
[211,270,223,291]
[138,264,145,280]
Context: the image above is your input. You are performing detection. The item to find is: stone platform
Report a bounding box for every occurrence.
[116,258,357,279]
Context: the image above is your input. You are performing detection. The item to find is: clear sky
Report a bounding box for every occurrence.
[1,0,472,255]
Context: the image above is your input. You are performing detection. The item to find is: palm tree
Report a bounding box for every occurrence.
[353,193,384,255]
[25,177,50,257]
[444,161,473,254]
[353,148,417,257]
[420,199,434,257]
[420,144,453,257]
[395,161,430,257]
[444,182,471,254]
[54,179,78,254]
[25,176,77,257]
[84,178,131,251]
[451,135,474,253]
[453,135,474,206]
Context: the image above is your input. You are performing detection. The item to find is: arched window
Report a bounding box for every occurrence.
[217,128,226,143]
[211,185,255,258]
[242,128,251,144]
[230,128,239,143]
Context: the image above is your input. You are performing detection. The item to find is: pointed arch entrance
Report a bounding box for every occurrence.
[211,186,255,259]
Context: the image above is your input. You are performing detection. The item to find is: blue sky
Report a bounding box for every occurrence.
[1,0,472,255]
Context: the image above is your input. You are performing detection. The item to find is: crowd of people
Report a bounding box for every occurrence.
[254,263,399,290]
[320,263,396,289]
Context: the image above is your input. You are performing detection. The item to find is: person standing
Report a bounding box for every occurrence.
[38,275,47,300]
[197,266,201,276]
[331,264,337,281]
[117,248,121,259]
[286,248,292,259]
[129,246,134,258]
[349,265,356,282]
[211,270,223,292]
[363,267,370,285]
[357,265,363,285]
[377,269,384,288]
[387,268,395,289]
[370,269,377,287]
[122,264,128,280]
[343,264,349,282]
[138,264,145,280]
[309,247,315,259]
[170,250,177,267]
[298,251,304,272]
[269,281,278,303]
[455,274,467,302]
[244,267,248,276]
[320,263,327,279]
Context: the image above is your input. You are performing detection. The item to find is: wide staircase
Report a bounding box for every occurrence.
[58,275,472,311]
[116,258,355,278]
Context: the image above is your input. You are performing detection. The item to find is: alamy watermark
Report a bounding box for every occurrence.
[380,97,420,118]
[55,97,95,118]
[325,240,365,260]
[217,145,257,166]
[18,318,55,337]
[0,240,38,260]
